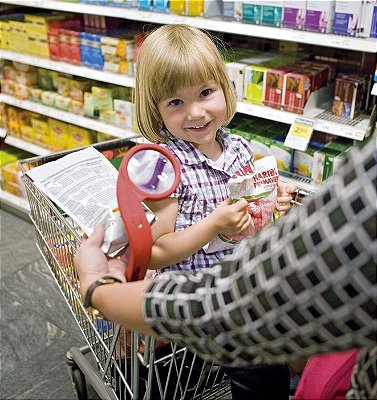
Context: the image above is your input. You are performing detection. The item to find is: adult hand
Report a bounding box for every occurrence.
[276,181,296,216]
[74,224,127,299]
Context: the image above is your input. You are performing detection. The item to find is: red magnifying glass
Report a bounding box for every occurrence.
[116,144,181,282]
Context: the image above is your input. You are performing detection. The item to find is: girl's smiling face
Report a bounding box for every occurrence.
[157,82,227,154]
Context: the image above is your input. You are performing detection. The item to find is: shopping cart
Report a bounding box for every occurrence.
[19,138,231,400]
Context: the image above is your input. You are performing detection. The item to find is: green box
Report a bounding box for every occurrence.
[244,65,268,105]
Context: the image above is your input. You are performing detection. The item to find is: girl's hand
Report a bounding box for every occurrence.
[276,181,296,216]
[211,198,251,236]
[74,224,127,298]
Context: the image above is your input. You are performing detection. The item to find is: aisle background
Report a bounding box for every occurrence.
[0,208,100,400]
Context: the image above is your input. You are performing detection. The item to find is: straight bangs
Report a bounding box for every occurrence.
[151,49,224,104]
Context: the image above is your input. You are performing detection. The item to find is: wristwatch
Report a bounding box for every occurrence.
[83,275,122,319]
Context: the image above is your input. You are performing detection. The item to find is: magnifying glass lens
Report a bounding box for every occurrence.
[127,149,176,195]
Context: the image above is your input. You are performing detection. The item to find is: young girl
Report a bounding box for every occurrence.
[133,24,295,399]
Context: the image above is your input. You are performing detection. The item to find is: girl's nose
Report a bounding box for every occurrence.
[187,104,205,120]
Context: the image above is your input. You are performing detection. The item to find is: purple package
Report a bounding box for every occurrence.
[282,1,306,30]
[305,1,335,33]
[371,5,377,37]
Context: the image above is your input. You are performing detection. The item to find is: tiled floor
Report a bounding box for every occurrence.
[0,208,100,400]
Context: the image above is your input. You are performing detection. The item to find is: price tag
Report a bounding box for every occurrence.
[284,116,316,151]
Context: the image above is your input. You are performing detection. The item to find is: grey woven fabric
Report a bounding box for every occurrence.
[346,346,377,400]
[144,137,377,367]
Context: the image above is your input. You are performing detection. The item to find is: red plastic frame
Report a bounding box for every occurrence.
[116,144,181,281]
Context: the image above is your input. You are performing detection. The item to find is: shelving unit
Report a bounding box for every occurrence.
[0,94,138,139]
[1,0,376,214]
[1,0,376,52]
[1,51,372,141]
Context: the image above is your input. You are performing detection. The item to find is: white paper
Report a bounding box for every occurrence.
[27,147,128,254]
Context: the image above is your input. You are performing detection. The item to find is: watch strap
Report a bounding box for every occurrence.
[83,275,122,311]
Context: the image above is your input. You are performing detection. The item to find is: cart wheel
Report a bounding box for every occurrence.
[71,367,88,400]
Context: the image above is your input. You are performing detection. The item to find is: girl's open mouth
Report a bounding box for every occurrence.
[187,121,211,131]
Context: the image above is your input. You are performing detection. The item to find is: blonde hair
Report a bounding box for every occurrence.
[134,24,237,142]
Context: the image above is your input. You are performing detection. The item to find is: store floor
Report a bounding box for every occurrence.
[0,208,100,400]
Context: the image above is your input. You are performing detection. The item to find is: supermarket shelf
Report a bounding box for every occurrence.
[1,0,376,53]
[279,171,318,194]
[0,189,30,218]
[0,50,135,87]
[4,135,51,156]
[237,101,370,141]
[0,94,141,140]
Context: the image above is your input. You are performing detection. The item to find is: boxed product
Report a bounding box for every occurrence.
[92,86,114,112]
[170,0,186,15]
[311,139,352,183]
[0,21,12,49]
[282,72,312,114]
[6,106,20,137]
[242,1,263,24]
[226,62,250,101]
[48,118,69,151]
[305,0,336,33]
[370,3,377,37]
[66,124,94,149]
[244,65,268,105]
[333,0,363,36]
[282,0,307,30]
[139,0,153,10]
[332,74,366,119]
[358,0,377,38]
[264,68,288,109]
[9,20,28,54]
[292,146,317,177]
[31,117,51,148]
[59,29,81,65]
[222,0,243,21]
[249,132,274,159]
[114,99,133,129]
[154,0,170,13]
[261,1,284,27]
[187,0,222,17]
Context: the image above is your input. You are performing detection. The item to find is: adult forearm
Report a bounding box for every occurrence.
[90,279,155,336]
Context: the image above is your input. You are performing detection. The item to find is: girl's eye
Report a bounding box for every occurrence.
[168,99,182,107]
[201,88,212,97]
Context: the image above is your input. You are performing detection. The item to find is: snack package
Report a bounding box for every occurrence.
[204,155,278,253]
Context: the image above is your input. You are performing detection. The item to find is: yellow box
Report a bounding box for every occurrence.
[66,125,94,149]
[1,161,20,184]
[24,13,67,24]
[7,121,20,137]
[187,0,204,16]
[170,0,186,15]
[20,125,35,143]
[48,118,69,151]
[28,37,50,58]
[9,21,28,53]
[0,21,12,49]
[3,180,22,197]
[18,110,39,127]
[31,117,49,135]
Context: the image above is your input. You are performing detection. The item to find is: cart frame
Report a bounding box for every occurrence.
[19,138,231,400]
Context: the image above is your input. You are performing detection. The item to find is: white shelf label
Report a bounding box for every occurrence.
[284,116,316,151]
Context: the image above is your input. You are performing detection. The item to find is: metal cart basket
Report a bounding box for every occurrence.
[20,138,231,400]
